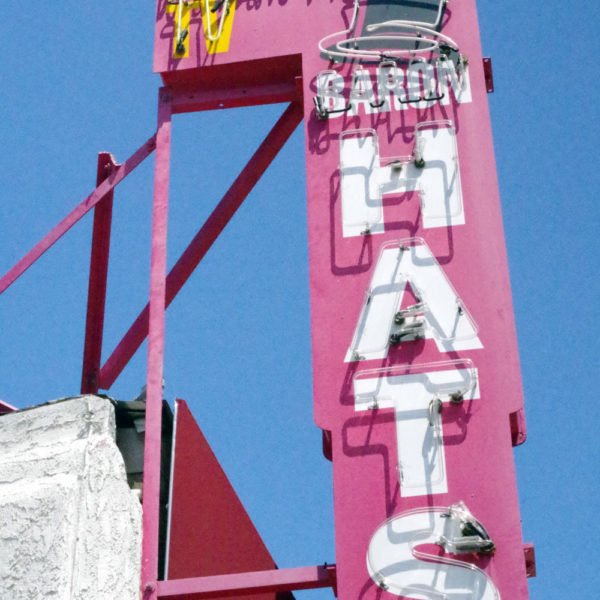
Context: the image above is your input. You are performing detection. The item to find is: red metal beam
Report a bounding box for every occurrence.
[170,79,300,114]
[0,135,156,296]
[523,543,536,578]
[141,89,173,600]
[99,100,303,389]
[157,565,336,599]
[80,153,117,394]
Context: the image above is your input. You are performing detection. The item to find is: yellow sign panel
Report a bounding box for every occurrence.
[166,0,236,58]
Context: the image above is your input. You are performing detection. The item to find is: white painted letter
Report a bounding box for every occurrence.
[354,361,479,497]
[339,123,464,237]
[346,238,482,361]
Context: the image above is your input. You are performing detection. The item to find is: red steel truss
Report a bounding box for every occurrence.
[0,80,336,599]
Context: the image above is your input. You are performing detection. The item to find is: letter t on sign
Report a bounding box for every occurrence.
[353,361,480,497]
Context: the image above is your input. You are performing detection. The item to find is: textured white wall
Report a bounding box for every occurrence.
[0,396,142,599]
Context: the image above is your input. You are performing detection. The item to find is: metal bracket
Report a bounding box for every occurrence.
[438,501,496,556]
[324,562,338,597]
[483,57,494,93]
[321,429,333,462]
[510,408,527,446]
[428,397,442,426]
[175,29,188,55]
[389,301,427,346]
[399,90,445,105]
[523,543,536,578]
[313,95,351,120]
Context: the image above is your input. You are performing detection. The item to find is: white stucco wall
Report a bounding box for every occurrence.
[0,395,142,599]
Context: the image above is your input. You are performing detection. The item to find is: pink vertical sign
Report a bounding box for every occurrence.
[154,2,531,598]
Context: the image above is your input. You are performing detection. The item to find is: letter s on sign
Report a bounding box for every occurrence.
[367,507,500,599]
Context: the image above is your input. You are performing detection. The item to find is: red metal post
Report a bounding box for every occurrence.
[80,152,117,394]
[99,101,303,390]
[156,564,336,599]
[0,135,156,296]
[141,89,173,600]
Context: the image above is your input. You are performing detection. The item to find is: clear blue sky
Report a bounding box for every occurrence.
[0,2,598,598]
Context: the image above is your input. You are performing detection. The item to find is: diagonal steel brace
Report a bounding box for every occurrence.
[0,135,157,296]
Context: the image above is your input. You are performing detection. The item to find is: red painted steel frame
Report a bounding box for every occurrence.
[157,565,336,599]
[99,99,303,390]
[0,81,304,599]
[139,90,303,600]
[0,135,156,296]
[169,79,300,114]
[81,152,117,394]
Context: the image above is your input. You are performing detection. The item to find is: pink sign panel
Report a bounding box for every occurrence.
[155,2,530,599]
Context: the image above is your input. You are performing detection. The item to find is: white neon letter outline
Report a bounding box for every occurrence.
[339,122,464,237]
[367,506,500,599]
[354,360,479,497]
[346,238,482,362]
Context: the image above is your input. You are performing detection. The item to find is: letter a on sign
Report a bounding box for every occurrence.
[346,238,482,361]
